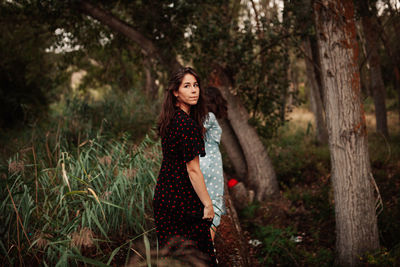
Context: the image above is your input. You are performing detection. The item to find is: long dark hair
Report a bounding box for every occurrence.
[205,86,228,119]
[158,67,207,138]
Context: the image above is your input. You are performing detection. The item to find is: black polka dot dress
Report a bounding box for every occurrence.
[153,108,217,266]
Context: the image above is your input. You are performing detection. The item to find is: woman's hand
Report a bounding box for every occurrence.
[203,204,215,221]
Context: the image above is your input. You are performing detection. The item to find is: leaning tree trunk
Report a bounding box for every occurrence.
[210,67,280,201]
[361,12,389,137]
[303,37,329,144]
[219,119,247,179]
[314,0,380,266]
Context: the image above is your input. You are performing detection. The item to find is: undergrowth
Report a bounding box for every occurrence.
[240,118,400,266]
[0,91,162,265]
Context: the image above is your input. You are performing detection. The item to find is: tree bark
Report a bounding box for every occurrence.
[361,11,389,137]
[210,66,280,201]
[314,1,380,265]
[219,118,247,179]
[303,37,329,144]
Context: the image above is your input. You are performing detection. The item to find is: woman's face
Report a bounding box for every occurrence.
[174,74,200,110]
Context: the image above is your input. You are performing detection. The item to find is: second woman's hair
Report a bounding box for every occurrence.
[205,86,228,119]
[158,67,207,137]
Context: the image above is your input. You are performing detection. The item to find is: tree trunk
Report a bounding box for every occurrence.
[280,1,290,121]
[396,67,400,123]
[143,57,157,98]
[214,173,252,266]
[361,13,389,137]
[288,64,298,110]
[314,1,380,265]
[303,37,329,144]
[357,22,371,96]
[377,18,400,124]
[309,32,326,106]
[210,67,280,201]
[280,52,290,122]
[219,118,247,179]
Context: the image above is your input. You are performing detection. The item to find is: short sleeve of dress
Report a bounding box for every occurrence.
[204,112,216,131]
[178,114,206,163]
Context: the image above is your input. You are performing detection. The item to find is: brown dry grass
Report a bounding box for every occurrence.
[70,227,95,249]
[286,107,400,135]
[8,160,25,173]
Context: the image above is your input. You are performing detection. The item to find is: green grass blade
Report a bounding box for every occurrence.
[107,246,121,265]
[144,234,151,267]
[68,254,109,267]
[90,210,109,240]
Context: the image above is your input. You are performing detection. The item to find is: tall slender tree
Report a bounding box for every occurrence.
[374,2,400,124]
[314,0,380,265]
[357,0,389,137]
[303,36,329,144]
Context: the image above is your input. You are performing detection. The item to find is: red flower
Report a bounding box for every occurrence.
[228,179,238,188]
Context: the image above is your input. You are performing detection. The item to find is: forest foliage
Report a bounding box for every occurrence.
[1,0,400,265]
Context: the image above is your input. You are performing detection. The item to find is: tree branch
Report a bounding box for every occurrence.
[78,0,181,72]
[79,1,157,57]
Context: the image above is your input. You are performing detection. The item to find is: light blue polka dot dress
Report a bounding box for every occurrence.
[200,112,226,227]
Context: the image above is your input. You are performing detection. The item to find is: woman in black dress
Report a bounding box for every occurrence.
[154,67,217,266]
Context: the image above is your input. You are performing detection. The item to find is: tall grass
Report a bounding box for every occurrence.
[1,131,161,265]
[0,87,165,265]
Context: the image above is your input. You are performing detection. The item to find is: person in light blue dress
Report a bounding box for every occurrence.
[200,86,227,241]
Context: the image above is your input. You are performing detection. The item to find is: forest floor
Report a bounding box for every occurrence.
[216,107,400,266]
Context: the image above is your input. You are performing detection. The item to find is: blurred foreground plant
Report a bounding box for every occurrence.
[128,236,211,267]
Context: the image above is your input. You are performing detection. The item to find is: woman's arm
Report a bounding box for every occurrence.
[186,156,214,220]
